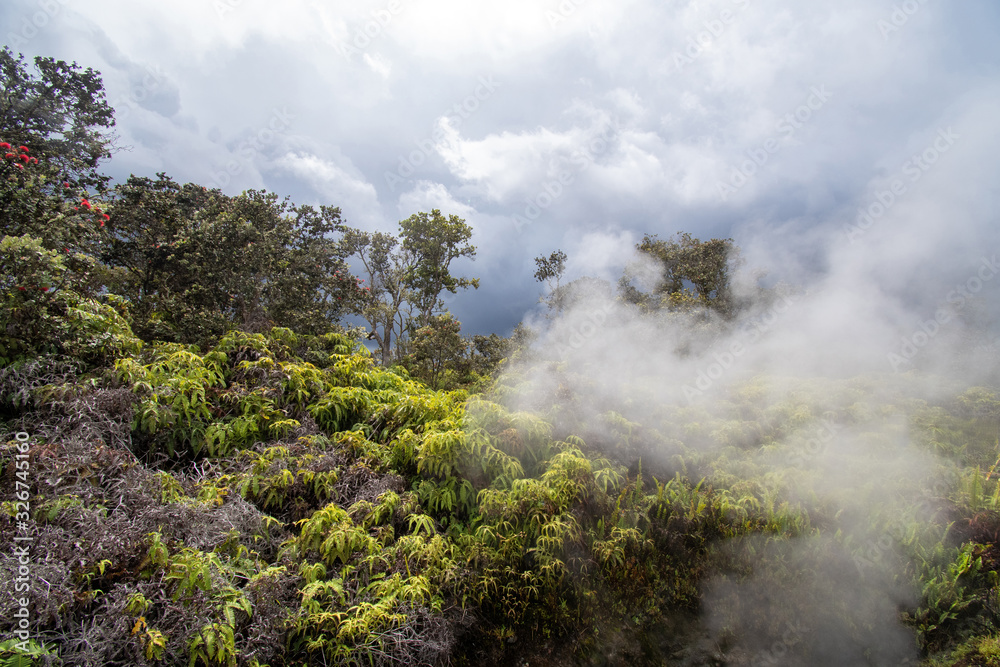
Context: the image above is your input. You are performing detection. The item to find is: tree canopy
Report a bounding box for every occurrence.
[620,232,739,317]
[0,47,115,190]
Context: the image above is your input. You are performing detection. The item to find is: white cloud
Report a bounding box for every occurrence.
[275,152,379,214]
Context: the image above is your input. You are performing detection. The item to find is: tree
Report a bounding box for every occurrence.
[0,49,117,267]
[399,209,478,326]
[102,176,358,344]
[534,249,567,314]
[533,249,567,290]
[403,313,468,389]
[344,210,479,366]
[619,232,740,317]
[0,234,140,366]
[0,47,116,191]
[341,228,413,366]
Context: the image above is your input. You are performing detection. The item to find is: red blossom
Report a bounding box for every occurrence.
[102,214,110,221]
[18,146,28,153]
[30,157,38,164]
[81,199,91,209]
[19,154,29,163]
[3,153,12,159]
[64,182,70,188]
[0,142,9,149]
[14,164,23,171]
[100,220,104,227]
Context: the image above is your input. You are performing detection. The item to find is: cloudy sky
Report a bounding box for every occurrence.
[5,0,999,337]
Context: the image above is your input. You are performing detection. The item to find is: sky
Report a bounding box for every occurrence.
[3,0,999,338]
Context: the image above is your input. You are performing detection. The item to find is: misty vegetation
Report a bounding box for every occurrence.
[2,48,1000,667]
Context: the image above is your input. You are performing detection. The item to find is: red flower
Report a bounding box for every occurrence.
[14,164,23,171]
[0,142,9,149]
[17,286,24,291]
[73,206,79,211]
[81,199,91,209]
[63,182,70,188]
[30,157,38,164]
[18,146,28,153]
[40,287,49,292]
[102,214,110,221]
[19,154,29,163]
[3,153,12,159]
[100,220,105,227]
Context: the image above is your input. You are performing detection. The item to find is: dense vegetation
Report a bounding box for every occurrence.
[2,48,1000,666]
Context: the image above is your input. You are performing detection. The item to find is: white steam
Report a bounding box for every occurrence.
[495,83,1000,663]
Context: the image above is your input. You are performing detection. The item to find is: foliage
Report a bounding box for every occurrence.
[402,313,468,390]
[101,175,359,345]
[0,47,115,190]
[0,234,141,365]
[534,249,567,314]
[619,232,740,317]
[343,210,478,365]
[399,208,478,327]
[341,227,412,366]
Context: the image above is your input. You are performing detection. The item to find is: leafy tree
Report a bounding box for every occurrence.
[402,312,468,389]
[0,49,116,268]
[534,249,567,290]
[469,331,515,377]
[0,234,140,365]
[0,47,115,191]
[620,232,739,317]
[0,141,108,299]
[344,210,478,366]
[399,209,478,326]
[341,227,413,366]
[102,175,358,345]
[534,249,568,314]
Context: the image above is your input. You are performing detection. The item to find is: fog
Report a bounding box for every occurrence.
[493,87,1000,664]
